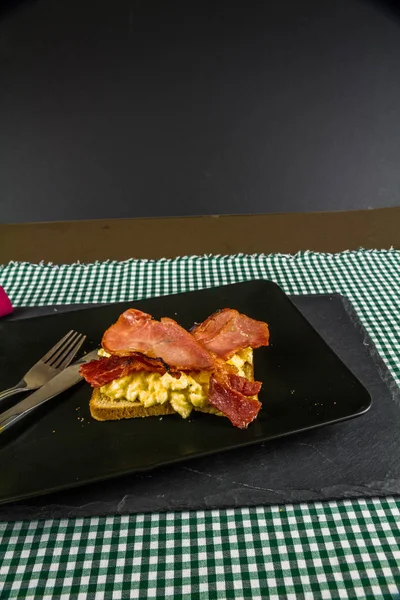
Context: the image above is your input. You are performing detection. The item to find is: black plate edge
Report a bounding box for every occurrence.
[4,283,347,321]
[0,400,371,507]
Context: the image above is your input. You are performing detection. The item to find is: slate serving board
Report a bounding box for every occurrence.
[0,292,399,521]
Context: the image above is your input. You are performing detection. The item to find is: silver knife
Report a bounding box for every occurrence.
[0,349,100,434]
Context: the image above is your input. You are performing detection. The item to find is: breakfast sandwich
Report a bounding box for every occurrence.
[80,308,270,429]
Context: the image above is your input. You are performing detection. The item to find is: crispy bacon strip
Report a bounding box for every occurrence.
[191,308,269,360]
[208,375,261,429]
[206,358,262,428]
[102,309,214,371]
[211,355,262,396]
[227,373,262,397]
[80,354,179,388]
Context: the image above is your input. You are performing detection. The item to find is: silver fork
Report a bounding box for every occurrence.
[0,330,86,402]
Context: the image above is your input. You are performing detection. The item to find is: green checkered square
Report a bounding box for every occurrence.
[0,500,399,599]
[1,251,400,599]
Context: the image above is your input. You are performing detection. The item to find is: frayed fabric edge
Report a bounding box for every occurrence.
[1,247,398,271]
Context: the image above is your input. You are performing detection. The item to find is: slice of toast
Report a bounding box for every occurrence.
[89,354,256,422]
[90,389,177,421]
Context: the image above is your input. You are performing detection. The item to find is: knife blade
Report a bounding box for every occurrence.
[0,349,99,434]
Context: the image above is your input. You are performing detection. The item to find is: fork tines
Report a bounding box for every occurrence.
[43,331,87,369]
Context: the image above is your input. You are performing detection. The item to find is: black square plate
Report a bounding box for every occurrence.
[0,281,371,505]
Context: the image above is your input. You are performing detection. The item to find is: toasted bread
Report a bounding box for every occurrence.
[89,353,256,422]
[90,389,177,421]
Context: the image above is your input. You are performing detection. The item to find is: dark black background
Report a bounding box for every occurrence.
[1,0,400,223]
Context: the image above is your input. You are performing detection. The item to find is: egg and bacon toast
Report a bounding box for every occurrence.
[80,308,270,429]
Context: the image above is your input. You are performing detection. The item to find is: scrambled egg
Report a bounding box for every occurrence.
[99,347,253,419]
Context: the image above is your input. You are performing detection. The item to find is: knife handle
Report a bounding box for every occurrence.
[0,408,35,434]
[0,413,22,433]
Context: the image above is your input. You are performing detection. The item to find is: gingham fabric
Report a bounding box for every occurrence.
[0,251,400,600]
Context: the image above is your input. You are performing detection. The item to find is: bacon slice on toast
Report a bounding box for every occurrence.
[208,375,262,429]
[80,353,180,387]
[191,308,269,360]
[102,309,214,371]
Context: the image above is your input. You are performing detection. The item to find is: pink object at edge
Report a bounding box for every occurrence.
[0,286,13,317]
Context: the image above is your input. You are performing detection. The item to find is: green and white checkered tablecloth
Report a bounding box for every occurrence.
[1,251,400,599]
